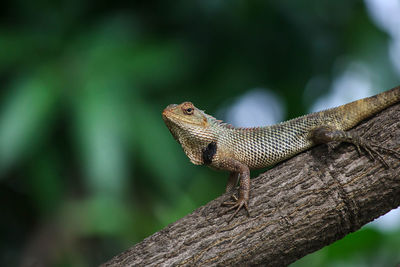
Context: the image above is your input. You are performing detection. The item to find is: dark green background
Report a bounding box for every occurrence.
[0,1,399,266]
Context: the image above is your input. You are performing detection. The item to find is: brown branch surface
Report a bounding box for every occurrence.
[102,104,400,267]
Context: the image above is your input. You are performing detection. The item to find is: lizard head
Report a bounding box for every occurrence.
[162,102,216,165]
[162,102,208,128]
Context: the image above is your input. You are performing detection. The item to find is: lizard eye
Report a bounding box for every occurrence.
[181,102,195,115]
[184,107,194,115]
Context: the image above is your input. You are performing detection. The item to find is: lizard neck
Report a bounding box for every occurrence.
[171,115,220,165]
[182,128,218,165]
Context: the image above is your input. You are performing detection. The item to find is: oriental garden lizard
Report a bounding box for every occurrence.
[162,86,400,221]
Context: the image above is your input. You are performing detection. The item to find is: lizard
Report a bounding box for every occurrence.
[162,86,400,221]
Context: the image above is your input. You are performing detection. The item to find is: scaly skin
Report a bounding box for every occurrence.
[162,86,400,221]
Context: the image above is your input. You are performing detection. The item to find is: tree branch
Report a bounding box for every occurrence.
[102,104,400,267]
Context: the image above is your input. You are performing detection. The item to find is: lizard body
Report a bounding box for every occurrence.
[162,86,400,220]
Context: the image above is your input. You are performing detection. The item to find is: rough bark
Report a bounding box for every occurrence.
[102,104,400,267]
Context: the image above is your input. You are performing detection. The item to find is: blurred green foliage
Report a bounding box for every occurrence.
[0,0,398,266]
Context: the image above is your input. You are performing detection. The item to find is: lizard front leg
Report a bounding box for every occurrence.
[225,172,239,193]
[219,158,251,221]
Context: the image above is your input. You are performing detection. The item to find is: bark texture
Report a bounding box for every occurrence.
[102,104,400,267]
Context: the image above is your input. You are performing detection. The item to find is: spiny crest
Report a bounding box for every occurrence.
[204,111,268,132]
[204,113,235,129]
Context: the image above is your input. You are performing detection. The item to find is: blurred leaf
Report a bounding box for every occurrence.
[71,79,129,196]
[0,73,58,173]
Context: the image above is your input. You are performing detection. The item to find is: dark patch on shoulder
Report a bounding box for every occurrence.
[202,141,217,165]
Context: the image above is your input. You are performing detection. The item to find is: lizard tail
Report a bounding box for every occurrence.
[332,85,400,130]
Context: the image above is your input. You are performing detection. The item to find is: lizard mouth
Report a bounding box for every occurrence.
[162,110,184,124]
[162,107,174,121]
[162,107,185,125]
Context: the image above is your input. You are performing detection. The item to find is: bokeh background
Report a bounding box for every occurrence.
[1,0,400,266]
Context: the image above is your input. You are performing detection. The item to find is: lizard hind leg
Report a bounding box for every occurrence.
[311,126,400,168]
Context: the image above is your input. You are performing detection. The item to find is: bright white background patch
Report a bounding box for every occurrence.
[365,0,400,75]
[310,62,374,113]
[224,88,285,128]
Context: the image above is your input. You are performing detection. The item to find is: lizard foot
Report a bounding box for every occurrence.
[312,127,400,168]
[353,139,400,168]
[222,194,251,222]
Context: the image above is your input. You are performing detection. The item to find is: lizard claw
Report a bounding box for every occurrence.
[344,134,400,169]
[356,139,400,168]
[222,195,251,222]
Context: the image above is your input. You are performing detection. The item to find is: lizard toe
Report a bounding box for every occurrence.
[224,197,250,222]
